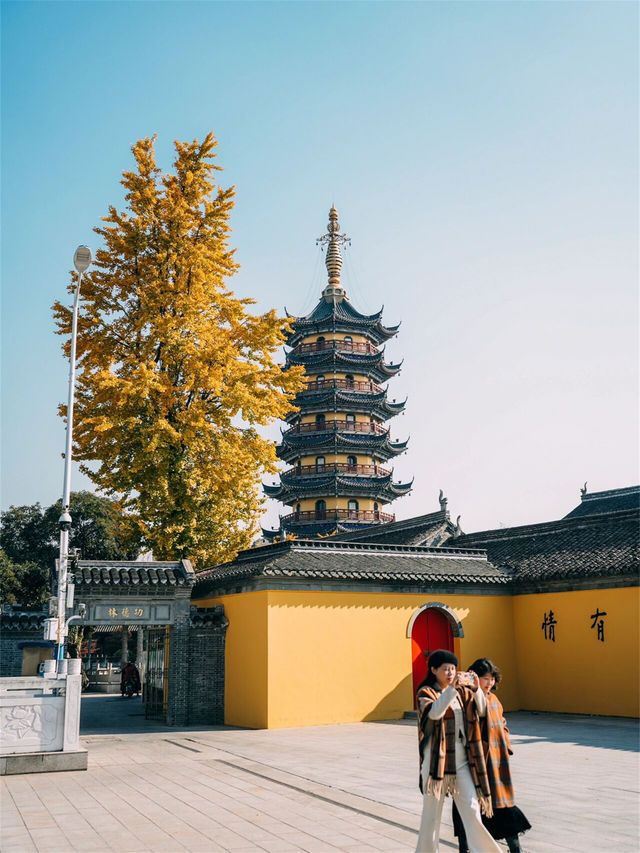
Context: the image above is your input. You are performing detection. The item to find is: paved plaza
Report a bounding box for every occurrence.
[1,695,638,853]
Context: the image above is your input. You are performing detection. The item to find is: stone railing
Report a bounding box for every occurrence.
[292,340,378,355]
[281,508,395,524]
[283,462,391,478]
[0,660,86,774]
[284,420,387,437]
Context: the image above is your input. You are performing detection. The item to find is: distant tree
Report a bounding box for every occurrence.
[52,134,304,567]
[42,491,140,563]
[0,549,19,604]
[0,491,140,606]
[0,549,48,608]
[0,503,50,568]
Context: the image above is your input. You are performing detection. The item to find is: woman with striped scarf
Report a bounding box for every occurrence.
[452,658,531,853]
[415,650,501,853]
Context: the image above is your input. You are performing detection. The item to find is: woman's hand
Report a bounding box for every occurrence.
[453,671,480,691]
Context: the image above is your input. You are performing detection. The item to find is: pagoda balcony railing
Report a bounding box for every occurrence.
[292,340,378,355]
[304,378,384,393]
[283,462,391,478]
[284,420,387,437]
[281,509,395,524]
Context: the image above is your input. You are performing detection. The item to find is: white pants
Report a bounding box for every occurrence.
[416,741,501,853]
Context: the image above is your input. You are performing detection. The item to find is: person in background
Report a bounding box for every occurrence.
[415,649,501,853]
[120,660,141,697]
[452,658,531,853]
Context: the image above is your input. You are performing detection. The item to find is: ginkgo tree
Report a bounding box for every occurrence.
[53,134,304,568]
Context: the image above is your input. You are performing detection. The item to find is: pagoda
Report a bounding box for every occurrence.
[264,206,412,538]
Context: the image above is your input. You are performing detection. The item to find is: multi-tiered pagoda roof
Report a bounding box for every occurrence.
[286,298,400,347]
[263,207,412,539]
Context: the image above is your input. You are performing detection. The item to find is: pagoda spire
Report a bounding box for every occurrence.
[317,206,351,302]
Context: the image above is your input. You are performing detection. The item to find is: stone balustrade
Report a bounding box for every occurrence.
[0,661,87,774]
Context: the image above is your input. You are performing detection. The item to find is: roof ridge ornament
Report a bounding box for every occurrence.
[317,206,351,303]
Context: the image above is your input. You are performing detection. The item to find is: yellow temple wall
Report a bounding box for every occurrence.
[297,454,380,466]
[202,590,269,728]
[296,497,381,512]
[300,412,376,424]
[512,586,639,717]
[306,373,373,384]
[309,333,369,344]
[194,589,517,728]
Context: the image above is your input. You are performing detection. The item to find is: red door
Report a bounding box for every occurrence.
[411,608,454,706]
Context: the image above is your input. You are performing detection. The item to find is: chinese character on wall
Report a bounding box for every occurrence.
[590,608,607,642]
[541,610,557,642]
[108,607,118,618]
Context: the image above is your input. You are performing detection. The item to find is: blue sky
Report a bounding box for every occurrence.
[1,0,638,535]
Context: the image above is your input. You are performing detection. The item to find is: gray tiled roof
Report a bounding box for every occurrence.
[333,510,456,547]
[452,510,639,581]
[194,539,509,595]
[0,607,46,631]
[563,486,640,519]
[285,298,400,347]
[74,559,195,587]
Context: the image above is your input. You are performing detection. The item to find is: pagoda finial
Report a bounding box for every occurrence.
[317,206,351,302]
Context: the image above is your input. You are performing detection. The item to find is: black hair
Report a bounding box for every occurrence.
[468,657,502,685]
[417,649,459,691]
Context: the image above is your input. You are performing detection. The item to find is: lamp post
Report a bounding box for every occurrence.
[55,245,92,667]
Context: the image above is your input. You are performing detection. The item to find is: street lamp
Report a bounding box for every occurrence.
[55,245,92,667]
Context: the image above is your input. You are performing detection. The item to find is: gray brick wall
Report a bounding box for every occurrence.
[187,610,227,725]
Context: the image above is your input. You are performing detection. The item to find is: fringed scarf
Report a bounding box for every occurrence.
[484,692,515,809]
[416,683,493,817]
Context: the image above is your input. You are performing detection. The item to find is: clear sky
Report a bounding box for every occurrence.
[1,0,638,536]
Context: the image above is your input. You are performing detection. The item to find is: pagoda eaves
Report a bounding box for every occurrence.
[263,206,411,537]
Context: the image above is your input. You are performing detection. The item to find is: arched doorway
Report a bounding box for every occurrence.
[409,605,456,707]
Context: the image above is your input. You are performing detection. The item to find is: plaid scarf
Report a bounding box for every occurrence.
[484,692,515,809]
[416,684,493,817]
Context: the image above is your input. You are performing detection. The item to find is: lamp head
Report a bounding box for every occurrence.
[73,246,92,273]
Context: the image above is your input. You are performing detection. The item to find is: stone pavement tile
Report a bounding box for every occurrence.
[254,839,305,853]
[24,828,73,852]
[1,839,38,853]
[287,834,345,853]
[3,710,638,853]
[94,770,200,847]
[1,826,34,844]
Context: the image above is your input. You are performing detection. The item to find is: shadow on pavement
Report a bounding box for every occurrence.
[79,693,236,736]
[373,711,638,752]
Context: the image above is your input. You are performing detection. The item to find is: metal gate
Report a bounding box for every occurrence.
[145,626,170,720]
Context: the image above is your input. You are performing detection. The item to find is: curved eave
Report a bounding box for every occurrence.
[266,474,408,504]
[376,321,401,341]
[378,360,403,378]
[263,483,287,498]
[388,481,413,496]
[287,298,384,326]
[387,439,409,456]
[286,350,384,368]
[279,425,390,442]
[276,432,409,463]
[287,390,406,422]
[261,527,281,542]
[286,351,401,383]
[279,471,392,488]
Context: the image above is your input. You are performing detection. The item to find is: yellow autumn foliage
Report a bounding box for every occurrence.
[52,133,304,568]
